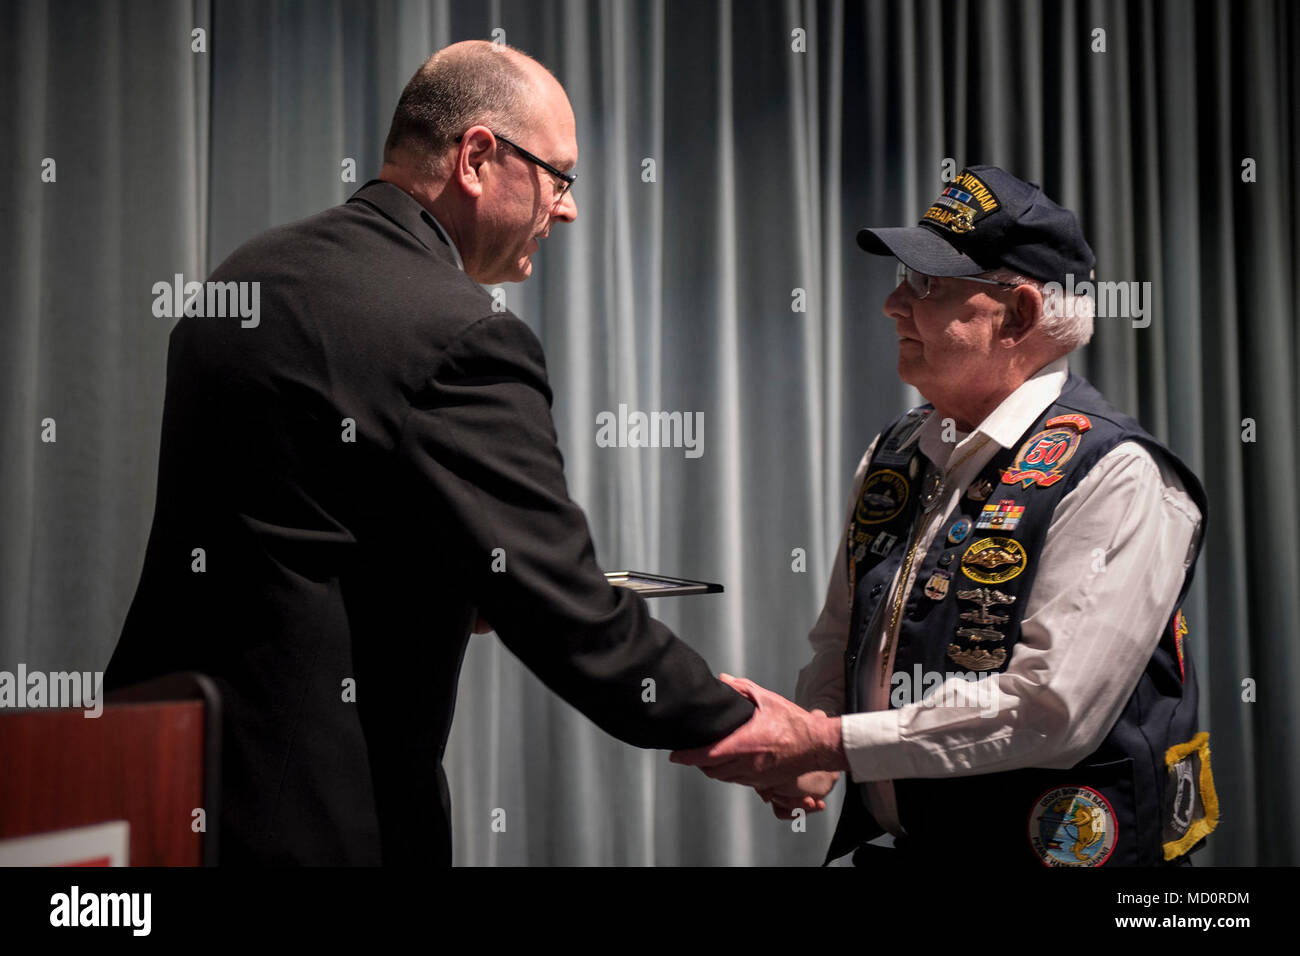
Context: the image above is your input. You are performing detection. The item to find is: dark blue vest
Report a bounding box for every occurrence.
[826,374,1218,867]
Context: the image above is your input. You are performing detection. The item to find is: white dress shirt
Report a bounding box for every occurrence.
[794,357,1203,835]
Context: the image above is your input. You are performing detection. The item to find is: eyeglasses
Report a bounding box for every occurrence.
[482,131,576,207]
[454,130,577,206]
[896,263,1022,300]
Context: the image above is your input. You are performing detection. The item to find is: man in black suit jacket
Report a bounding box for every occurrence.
[104,41,757,865]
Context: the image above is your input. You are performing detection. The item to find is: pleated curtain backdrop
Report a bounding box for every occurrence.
[1,0,1295,865]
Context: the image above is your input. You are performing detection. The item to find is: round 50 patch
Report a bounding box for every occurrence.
[1028,785,1117,867]
[960,537,1027,584]
[1002,426,1085,487]
[855,469,909,525]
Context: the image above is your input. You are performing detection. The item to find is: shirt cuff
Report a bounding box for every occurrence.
[841,710,911,782]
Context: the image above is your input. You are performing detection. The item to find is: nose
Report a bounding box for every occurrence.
[552,188,577,224]
[883,280,912,323]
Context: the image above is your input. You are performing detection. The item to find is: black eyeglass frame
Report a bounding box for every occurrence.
[455,129,576,204]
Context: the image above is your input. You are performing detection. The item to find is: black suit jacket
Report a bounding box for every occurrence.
[105,180,754,865]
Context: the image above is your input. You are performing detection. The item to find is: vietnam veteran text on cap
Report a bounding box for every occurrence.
[857,165,1096,285]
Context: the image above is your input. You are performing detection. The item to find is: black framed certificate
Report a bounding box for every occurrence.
[604,571,724,597]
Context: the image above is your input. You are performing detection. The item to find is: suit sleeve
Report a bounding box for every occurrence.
[395,312,754,749]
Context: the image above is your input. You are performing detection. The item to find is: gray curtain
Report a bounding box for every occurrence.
[1,0,1295,865]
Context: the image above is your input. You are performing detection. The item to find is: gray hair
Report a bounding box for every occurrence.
[383,42,536,174]
[983,268,1095,352]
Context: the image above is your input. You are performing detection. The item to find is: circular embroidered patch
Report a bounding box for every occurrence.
[1002,425,1085,488]
[1028,786,1117,867]
[855,469,909,525]
[960,536,1027,584]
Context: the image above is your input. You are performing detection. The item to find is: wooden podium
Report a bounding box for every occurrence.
[0,672,221,866]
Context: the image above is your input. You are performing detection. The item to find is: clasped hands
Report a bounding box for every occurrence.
[670,674,849,819]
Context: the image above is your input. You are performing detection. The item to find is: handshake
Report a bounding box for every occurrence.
[670,674,850,819]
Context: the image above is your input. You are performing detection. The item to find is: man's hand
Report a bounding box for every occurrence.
[757,770,841,819]
[669,674,849,787]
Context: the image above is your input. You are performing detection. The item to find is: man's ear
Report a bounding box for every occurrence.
[454,126,497,199]
[1000,283,1043,347]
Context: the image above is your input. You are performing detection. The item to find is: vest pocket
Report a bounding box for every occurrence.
[895,757,1138,866]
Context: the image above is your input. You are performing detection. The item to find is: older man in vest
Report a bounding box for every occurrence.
[673,166,1218,867]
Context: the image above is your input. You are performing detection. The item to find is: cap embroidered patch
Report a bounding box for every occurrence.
[1029,786,1117,867]
[921,170,1001,235]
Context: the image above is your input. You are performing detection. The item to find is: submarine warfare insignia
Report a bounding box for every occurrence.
[946,645,1008,672]
[1002,414,1093,488]
[856,469,910,525]
[949,587,1014,670]
[960,537,1027,585]
[957,587,1015,625]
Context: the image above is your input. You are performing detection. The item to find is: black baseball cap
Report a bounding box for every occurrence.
[856,165,1095,284]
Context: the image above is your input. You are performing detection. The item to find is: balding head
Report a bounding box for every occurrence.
[383,41,555,174]
[380,41,578,284]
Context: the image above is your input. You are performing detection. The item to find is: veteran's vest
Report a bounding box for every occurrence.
[826,373,1218,867]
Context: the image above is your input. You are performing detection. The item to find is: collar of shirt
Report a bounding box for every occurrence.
[916,356,1070,474]
[423,209,465,271]
[347,180,465,272]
